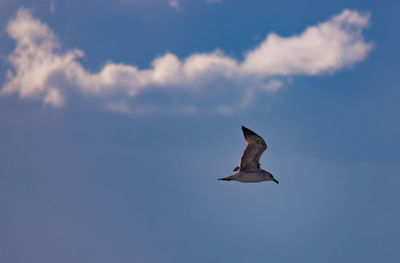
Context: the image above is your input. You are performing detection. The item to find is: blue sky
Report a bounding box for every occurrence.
[1,1,399,262]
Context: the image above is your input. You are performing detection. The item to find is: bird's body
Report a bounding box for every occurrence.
[219,126,279,184]
[219,169,273,183]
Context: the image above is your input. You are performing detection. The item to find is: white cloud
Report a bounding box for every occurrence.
[242,9,372,76]
[1,8,372,113]
[44,87,63,107]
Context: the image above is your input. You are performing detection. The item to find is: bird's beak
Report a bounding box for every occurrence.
[273,178,279,184]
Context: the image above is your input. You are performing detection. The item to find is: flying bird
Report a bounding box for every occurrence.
[219,126,279,184]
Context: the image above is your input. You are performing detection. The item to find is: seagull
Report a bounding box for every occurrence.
[218,126,279,184]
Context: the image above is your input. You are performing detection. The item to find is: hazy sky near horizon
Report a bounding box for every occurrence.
[1,1,399,263]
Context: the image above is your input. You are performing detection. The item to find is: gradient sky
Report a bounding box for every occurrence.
[1,1,399,263]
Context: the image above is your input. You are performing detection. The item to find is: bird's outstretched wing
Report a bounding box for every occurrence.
[239,126,267,172]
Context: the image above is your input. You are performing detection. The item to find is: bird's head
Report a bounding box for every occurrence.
[262,170,279,184]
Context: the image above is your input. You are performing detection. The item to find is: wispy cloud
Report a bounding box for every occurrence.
[1,8,372,114]
[49,1,55,13]
[168,0,180,10]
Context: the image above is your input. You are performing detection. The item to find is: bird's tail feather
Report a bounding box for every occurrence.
[218,176,233,181]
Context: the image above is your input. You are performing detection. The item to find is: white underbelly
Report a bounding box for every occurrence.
[236,173,265,182]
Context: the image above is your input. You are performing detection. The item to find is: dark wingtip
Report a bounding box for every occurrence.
[242,126,258,137]
[218,178,232,181]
